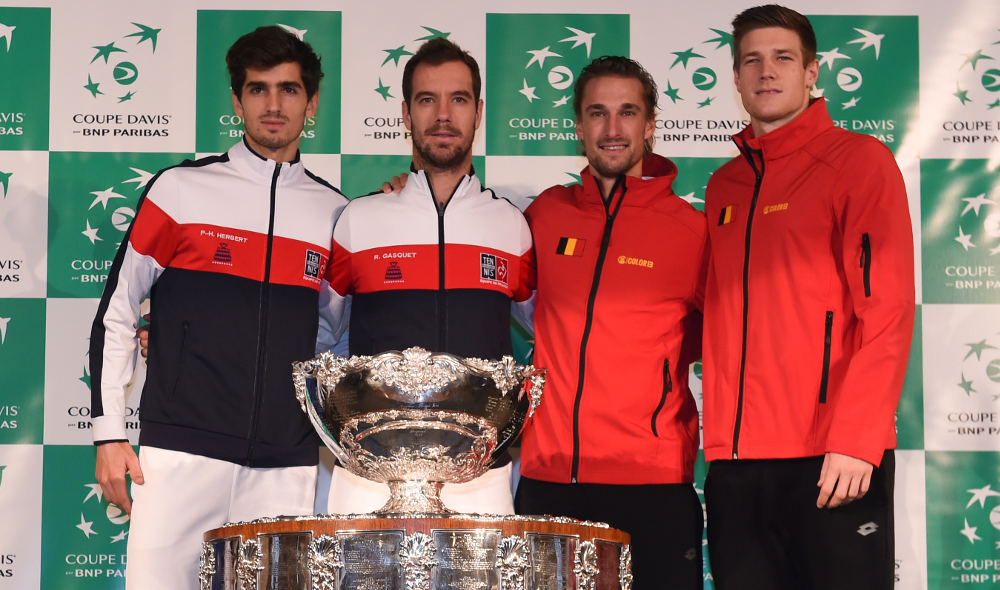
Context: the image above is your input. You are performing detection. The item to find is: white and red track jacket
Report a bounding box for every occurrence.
[90,139,349,468]
[325,167,534,361]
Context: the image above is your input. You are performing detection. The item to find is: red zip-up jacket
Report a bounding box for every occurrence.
[702,99,915,466]
[520,155,708,485]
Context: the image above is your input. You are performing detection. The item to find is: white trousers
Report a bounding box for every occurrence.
[328,463,515,514]
[125,446,316,590]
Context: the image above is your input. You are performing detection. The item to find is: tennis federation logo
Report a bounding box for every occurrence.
[486,13,630,156]
[952,29,1000,111]
[82,22,160,104]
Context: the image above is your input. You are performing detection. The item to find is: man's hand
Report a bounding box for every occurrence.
[816,452,873,508]
[380,172,409,194]
[96,441,144,515]
[137,313,149,358]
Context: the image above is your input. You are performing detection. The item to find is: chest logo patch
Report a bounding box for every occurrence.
[481,253,508,286]
[763,203,789,215]
[212,242,233,267]
[556,237,586,257]
[384,261,404,284]
[304,250,322,280]
[718,205,737,226]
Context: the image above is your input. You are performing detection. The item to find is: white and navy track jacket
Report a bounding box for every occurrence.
[326,168,533,361]
[90,139,349,468]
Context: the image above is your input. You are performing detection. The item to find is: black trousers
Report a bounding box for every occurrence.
[705,452,895,590]
[516,476,704,590]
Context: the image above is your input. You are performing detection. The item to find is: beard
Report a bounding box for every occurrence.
[587,138,642,179]
[414,125,473,172]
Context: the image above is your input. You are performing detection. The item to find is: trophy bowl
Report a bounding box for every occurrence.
[292,347,545,514]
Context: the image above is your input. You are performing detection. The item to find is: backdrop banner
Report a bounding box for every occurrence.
[0,1,998,588]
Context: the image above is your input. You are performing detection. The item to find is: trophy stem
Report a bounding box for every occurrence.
[378,480,453,514]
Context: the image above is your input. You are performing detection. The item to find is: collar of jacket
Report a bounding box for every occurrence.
[403,165,482,208]
[228,136,307,186]
[578,152,679,208]
[733,97,835,161]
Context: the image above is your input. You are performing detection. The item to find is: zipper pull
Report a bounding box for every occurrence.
[860,234,870,268]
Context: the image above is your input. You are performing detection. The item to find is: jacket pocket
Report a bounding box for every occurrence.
[651,359,672,437]
[169,321,190,396]
[860,233,872,297]
[819,312,833,403]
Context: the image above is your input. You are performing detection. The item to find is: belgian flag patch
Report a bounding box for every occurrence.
[718,205,737,226]
[556,237,586,257]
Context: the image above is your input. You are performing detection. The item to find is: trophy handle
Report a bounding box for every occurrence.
[524,368,546,419]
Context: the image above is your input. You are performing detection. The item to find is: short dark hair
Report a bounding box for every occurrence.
[573,56,659,157]
[732,5,817,70]
[226,26,323,100]
[401,37,481,108]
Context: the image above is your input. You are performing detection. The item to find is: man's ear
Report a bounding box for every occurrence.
[231,91,244,117]
[306,91,319,118]
[474,98,484,130]
[402,99,412,131]
[805,59,819,89]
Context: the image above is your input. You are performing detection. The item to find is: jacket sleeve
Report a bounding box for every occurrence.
[317,211,354,354]
[89,171,179,444]
[826,139,915,465]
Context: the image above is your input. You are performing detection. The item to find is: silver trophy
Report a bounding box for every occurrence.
[292,347,545,514]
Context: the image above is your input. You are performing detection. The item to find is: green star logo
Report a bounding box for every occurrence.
[952,39,1000,110]
[955,83,973,105]
[415,26,449,41]
[961,49,995,71]
[0,22,13,52]
[658,25,741,116]
[486,13,629,156]
[0,169,10,198]
[381,45,413,67]
[670,48,704,69]
[965,339,999,361]
[663,81,682,104]
[958,372,976,395]
[374,78,393,101]
[125,22,160,52]
[956,333,1000,400]
[83,74,102,97]
[372,25,450,101]
[704,29,733,55]
[90,41,126,64]
[82,21,162,103]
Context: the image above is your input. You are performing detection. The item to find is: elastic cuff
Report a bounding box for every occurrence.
[92,415,128,443]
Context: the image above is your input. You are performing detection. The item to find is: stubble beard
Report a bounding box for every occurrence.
[415,126,473,173]
[588,140,640,179]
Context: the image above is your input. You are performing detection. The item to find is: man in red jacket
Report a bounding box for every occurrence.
[701,6,914,589]
[516,56,708,589]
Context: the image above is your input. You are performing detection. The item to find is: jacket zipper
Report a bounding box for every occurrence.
[732,143,765,460]
[427,175,464,351]
[819,311,834,403]
[246,162,280,465]
[651,359,672,437]
[571,176,627,483]
[860,233,872,297]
